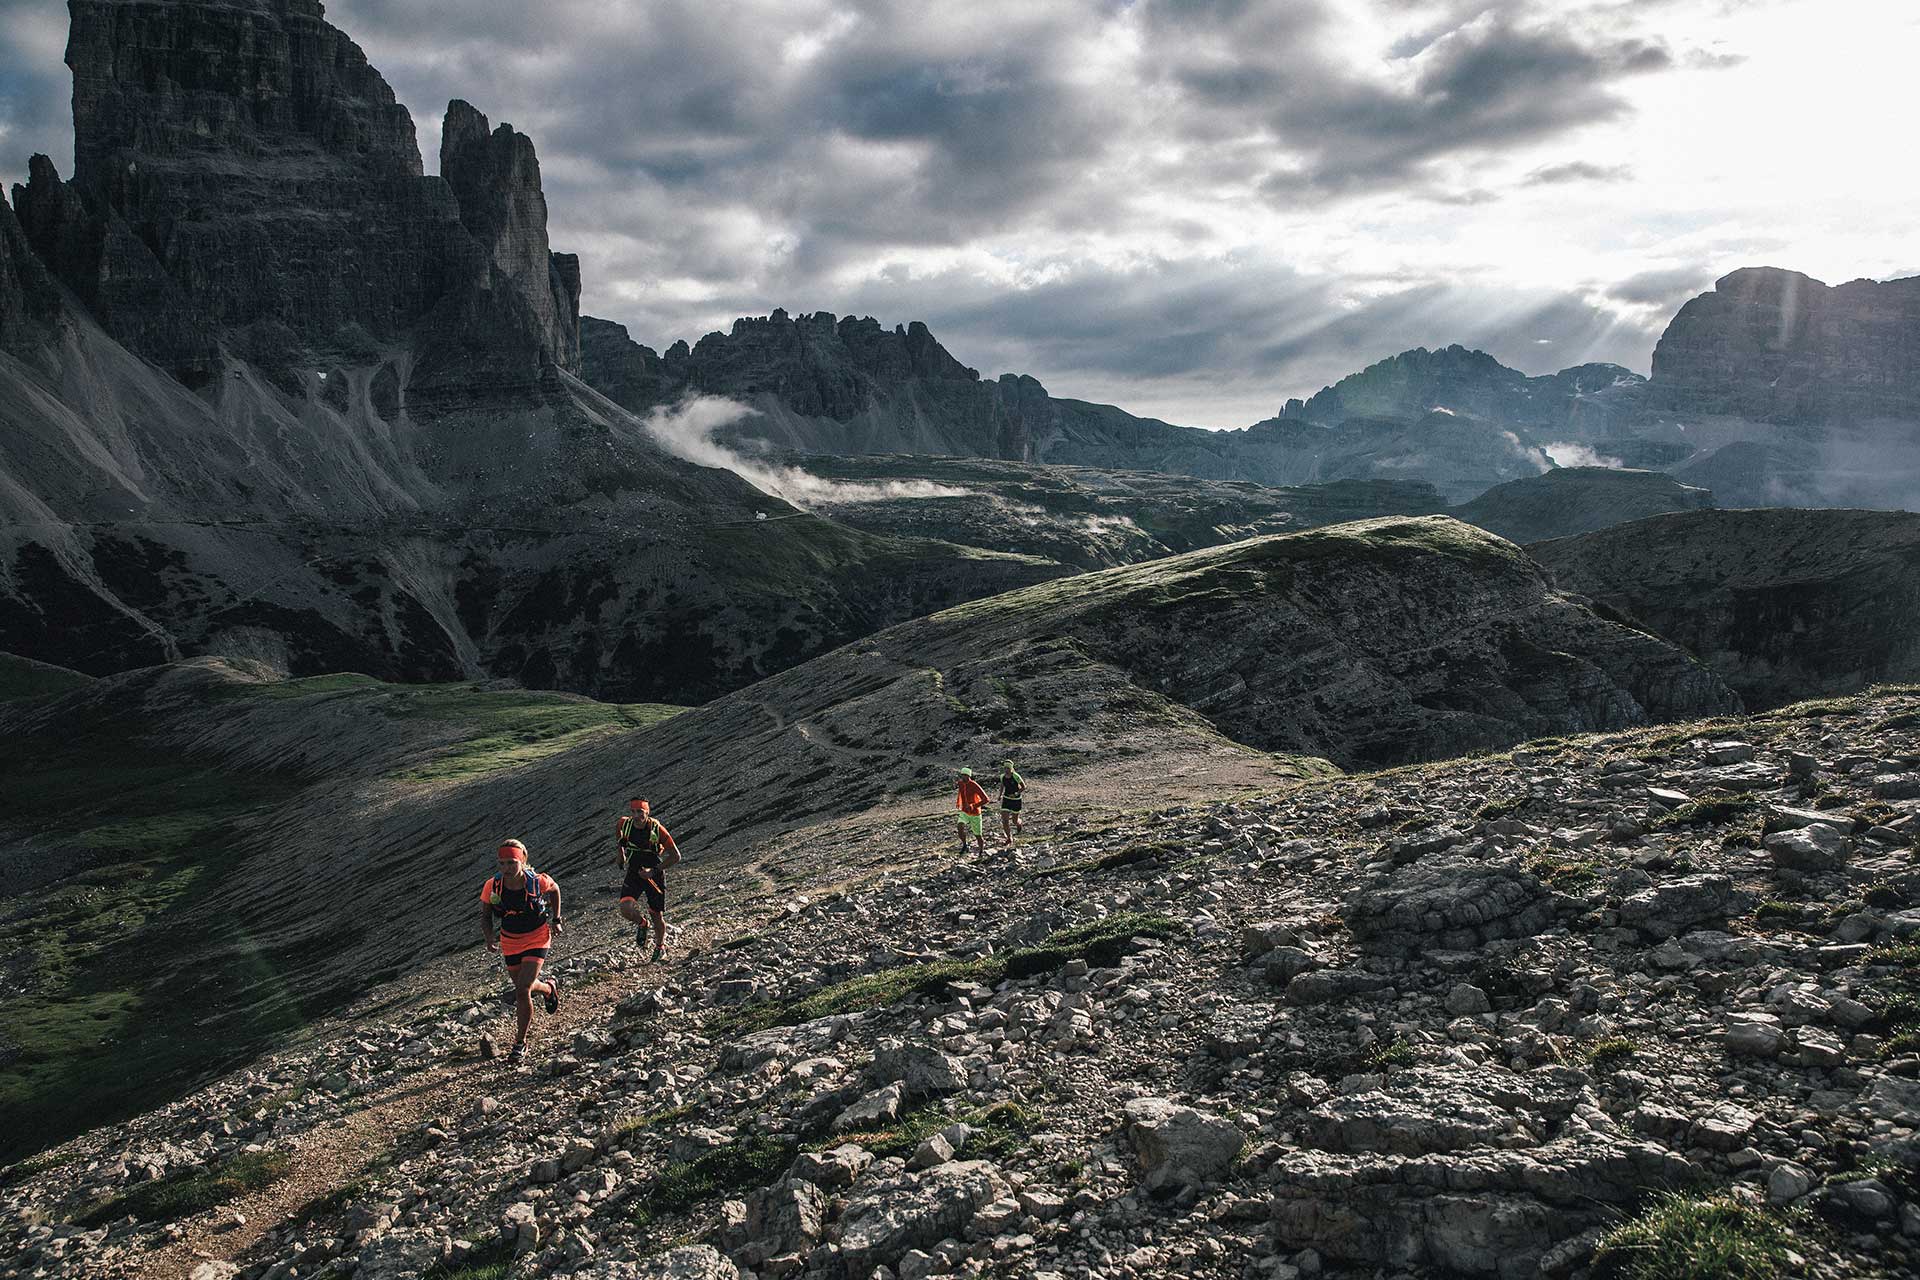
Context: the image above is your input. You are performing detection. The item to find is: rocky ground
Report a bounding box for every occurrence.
[8,688,1919,1280]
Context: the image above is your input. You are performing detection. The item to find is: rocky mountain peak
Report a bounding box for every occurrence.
[0,198,64,358]
[1650,265,1920,421]
[440,99,582,372]
[1279,344,1644,436]
[13,0,584,384]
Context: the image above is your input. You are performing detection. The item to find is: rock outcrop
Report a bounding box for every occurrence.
[1451,466,1715,544]
[1532,507,1920,709]
[1651,267,1920,422]
[0,198,64,357]
[441,99,582,374]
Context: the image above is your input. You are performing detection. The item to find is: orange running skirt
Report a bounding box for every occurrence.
[501,924,551,957]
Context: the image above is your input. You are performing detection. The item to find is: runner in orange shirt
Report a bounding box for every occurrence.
[478,839,563,1065]
[954,767,989,857]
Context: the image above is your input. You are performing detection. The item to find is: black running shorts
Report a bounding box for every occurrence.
[622,863,667,912]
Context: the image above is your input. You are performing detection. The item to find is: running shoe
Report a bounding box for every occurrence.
[544,976,561,1015]
[508,1043,526,1066]
[635,923,648,947]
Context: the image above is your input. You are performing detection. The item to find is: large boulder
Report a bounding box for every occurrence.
[1763,824,1850,873]
[836,1160,1009,1276]
[1617,875,1735,939]
[869,1044,968,1099]
[1345,859,1554,954]
[1267,1137,1699,1278]
[575,1248,740,1280]
[1303,1067,1582,1157]
[1123,1097,1247,1189]
[725,1179,828,1270]
[355,1229,451,1280]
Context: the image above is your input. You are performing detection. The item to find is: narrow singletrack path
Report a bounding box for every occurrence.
[140,917,723,1280]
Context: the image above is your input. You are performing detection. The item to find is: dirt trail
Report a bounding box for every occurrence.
[139,912,724,1280]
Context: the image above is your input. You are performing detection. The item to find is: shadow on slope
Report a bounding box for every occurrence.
[1532,507,1920,709]
[0,663,682,1163]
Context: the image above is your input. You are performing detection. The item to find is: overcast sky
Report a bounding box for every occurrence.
[2,0,1915,426]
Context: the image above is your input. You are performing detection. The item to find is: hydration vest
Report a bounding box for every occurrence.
[487,869,550,934]
[618,815,664,861]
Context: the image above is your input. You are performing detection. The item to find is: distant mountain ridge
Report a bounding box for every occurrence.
[1270,344,1644,435]
[581,266,1920,509]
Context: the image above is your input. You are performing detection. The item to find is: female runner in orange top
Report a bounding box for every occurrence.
[479,839,563,1064]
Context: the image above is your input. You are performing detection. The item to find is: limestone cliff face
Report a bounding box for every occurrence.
[0,199,64,358]
[441,100,581,374]
[44,0,469,376]
[639,308,981,418]
[16,0,578,387]
[1531,508,1920,709]
[1650,267,1920,421]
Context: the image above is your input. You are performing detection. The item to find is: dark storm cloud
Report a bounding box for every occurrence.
[326,0,1114,258]
[1128,0,1676,200]
[0,3,75,179]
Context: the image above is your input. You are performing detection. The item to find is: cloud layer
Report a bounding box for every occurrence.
[2,0,1914,426]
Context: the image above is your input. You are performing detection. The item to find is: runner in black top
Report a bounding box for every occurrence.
[615,798,681,962]
[998,759,1026,848]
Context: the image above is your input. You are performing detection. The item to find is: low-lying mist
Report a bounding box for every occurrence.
[641,397,974,506]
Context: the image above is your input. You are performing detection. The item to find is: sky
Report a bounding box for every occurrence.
[1,0,1916,428]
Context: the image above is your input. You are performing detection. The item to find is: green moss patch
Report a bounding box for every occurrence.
[75,1150,290,1227]
[613,1102,699,1141]
[823,1100,1042,1161]
[709,913,1186,1036]
[1649,793,1758,831]
[1584,1036,1639,1068]
[1592,1193,1795,1280]
[1527,856,1601,892]
[424,1239,515,1280]
[630,1135,795,1228]
[0,652,93,701]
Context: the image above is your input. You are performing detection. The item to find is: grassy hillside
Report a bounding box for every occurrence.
[0,663,681,1163]
[0,652,92,701]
